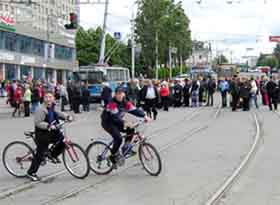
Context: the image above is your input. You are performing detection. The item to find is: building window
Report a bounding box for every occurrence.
[5,64,17,80]
[4,32,17,51]
[18,36,32,53]
[32,39,44,56]
[0,31,4,49]
[11,7,15,15]
[34,67,44,80]
[20,65,31,80]
[55,44,74,60]
[46,68,53,82]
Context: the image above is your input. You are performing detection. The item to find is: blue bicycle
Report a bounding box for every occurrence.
[86,121,162,176]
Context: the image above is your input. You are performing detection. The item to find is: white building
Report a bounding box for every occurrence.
[0,0,78,83]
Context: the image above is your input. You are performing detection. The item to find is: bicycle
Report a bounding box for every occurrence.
[2,121,90,179]
[86,120,162,176]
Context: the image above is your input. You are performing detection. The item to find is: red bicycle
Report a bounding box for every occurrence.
[2,121,90,179]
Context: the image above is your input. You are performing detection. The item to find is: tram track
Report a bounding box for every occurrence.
[39,104,222,205]
[205,111,262,205]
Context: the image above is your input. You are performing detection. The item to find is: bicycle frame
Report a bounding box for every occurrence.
[16,152,33,168]
[64,138,80,163]
[99,132,146,160]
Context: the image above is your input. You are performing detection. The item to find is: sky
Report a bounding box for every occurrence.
[79,0,280,63]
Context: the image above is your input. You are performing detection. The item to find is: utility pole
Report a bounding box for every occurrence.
[155,31,159,79]
[98,0,109,65]
[169,44,172,79]
[180,55,183,75]
[131,10,135,80]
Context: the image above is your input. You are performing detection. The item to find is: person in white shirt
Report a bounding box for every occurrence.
[140,80,159,120]
[250,77,258,109]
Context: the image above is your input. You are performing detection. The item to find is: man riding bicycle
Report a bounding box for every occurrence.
[101,86,149,167]
[27,93,72,181]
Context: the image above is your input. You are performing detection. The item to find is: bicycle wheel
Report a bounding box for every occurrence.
[62,143,90,179]
[86,141,113,175]
[139,142,162,176]
[2,141,34,178]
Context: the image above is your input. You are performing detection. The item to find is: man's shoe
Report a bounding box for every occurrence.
[108,155,117,169]
[26,173,40,182]
[48,154,61,164]
[54,157,61,164]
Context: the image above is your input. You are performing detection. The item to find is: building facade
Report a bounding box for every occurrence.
[0,0,78,84]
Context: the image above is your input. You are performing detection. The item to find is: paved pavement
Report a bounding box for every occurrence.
[0,96,278,205]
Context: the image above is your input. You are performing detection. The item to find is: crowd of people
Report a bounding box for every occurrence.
[2,79,91,117]
[101,74,280,117]
[218,75,280,112]
[2,73,280,119]
[101,76,217,121]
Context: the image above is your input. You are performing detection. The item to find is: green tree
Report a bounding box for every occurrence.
[213,55,229,65]
[257,55,278,68]
[273,43,280,68]
[75,26,130,67]
[135,0,192,72]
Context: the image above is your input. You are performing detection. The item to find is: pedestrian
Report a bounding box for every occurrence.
[23,84,32,117]
[183,79,191,107]
[60,84,68,112]
[260,76,268,105]
[230,76,240,111]
[12,84,23,117]
[173,79,183,107]
[140,80,159,120]
[54,83,61,101]
[6,81,14,107]
[191,78,200,107]
[0,80,5,97]
[250,77,258,109]
[219,78,229,108]
[206,76,216,106]
[127,79,140,106]
[239,80,251,111]
[199,77,207,106]
[67,83,74,111]
[266,76,278,111]
[101,82,112,108]
[31,84,41,113]
[38,82,45,104]
[81,82,90,112]
[72,84,81,114]
[160,81,170,111]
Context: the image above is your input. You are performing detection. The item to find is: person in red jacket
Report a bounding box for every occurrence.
[160,81,170,111]
[12,84,23,117]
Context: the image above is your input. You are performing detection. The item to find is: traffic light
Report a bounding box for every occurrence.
[64,13,78,30]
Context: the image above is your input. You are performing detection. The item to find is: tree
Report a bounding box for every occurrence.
[75,26,130,67]
[274,43,280,68]
[257,55,278,68]
[213,55,229,65]
[135,0,192,71]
